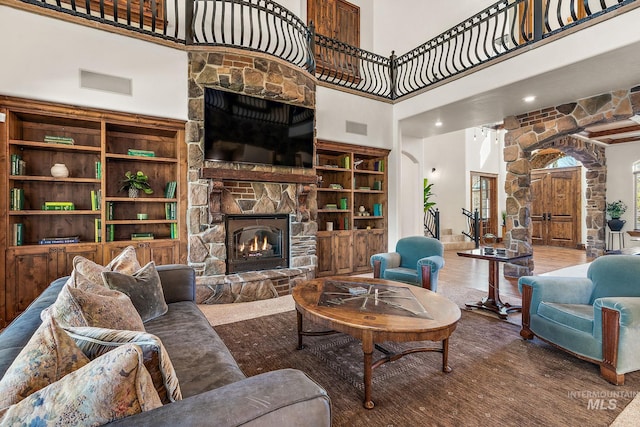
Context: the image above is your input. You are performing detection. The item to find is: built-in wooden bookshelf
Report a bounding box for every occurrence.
[0,96,186,326]
[315,140,389,276]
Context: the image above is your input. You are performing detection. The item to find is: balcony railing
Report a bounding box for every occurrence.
[12,0,638,100]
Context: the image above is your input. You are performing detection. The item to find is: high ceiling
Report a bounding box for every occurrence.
[398,39,640,142]
[578,117,640,146]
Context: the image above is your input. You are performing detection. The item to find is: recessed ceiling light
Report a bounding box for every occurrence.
[523,95,536,103]
[435,120,443,127]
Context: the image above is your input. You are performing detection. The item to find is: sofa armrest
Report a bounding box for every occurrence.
[370,252,401,277]
[107,369,331,427]
[417,255,445,273]
[156,265,196,304]
[594,297,640,329]
[518,276,594,313]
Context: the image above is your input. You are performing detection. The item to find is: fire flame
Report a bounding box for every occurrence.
[240,235,268,253]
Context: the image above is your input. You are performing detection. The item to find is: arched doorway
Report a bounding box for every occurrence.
[502,87,640,277]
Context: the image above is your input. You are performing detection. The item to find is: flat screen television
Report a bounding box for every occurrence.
[204,87,315,168]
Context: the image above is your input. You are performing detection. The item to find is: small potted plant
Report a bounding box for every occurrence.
[120,170,154,198]
[606,200,627,231]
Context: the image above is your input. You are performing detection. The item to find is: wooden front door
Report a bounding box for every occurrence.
[531,166,581,247]
[470,173,498,238]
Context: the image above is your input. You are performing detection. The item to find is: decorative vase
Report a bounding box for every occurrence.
[608,218,626,231]
[128,187,139,198]
[50,163,69,178]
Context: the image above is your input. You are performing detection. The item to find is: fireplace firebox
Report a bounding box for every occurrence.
[225,214,290,274]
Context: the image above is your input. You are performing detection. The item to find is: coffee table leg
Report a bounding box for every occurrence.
[296,310,305,350]
[442,337,452,373]
[362,334,375,409]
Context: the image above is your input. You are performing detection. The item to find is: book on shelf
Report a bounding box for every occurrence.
[373,203,383,217]
[165,202,177,220]
[127,149,155,157]
[95,161,102,179]
[42,201,75,211]
[10,188,24,210]
[90,190,101,211]
[12,223,24,246]
[95,219,102,243]
[323,204,338,210]
[131,232,154,240]
[107,202,114,220]
[164,181,177,199]
[106,224,115,242]
[44,135,74,145]
[10,154,26,176]
[374,160,385,172]
[170,223,178,239]
[39,235,80,245]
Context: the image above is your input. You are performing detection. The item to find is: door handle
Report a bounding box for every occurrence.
[547,212,552,221]
[542,213,547,221]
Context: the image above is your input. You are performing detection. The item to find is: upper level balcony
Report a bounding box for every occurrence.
[3,0,639,103]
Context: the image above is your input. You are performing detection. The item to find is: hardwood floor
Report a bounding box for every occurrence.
[441,246,590,300]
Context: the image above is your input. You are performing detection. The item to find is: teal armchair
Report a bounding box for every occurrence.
[518,255,640,385]
[370,236,445,291]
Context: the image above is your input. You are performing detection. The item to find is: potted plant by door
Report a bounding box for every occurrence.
[606,200,627,231]
[120,170,154,198]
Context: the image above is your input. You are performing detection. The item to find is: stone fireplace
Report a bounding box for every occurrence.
[185,47,318,304]
[225,213,290,274]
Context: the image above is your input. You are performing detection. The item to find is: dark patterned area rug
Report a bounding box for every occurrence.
[214,310,639,427]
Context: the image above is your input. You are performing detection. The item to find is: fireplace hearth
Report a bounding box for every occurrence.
[225,214,290,274]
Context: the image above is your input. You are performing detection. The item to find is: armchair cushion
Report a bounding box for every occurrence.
[537,302,594,334]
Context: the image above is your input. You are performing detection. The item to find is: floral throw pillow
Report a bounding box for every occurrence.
[0,344,162,426]
[71,245,142,290]
[0,313,89,408]
[45,284,145,331]
[102,261,168,323]
[65,326,182,404]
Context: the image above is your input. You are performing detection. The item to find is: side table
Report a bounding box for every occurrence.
[456,248,532,319]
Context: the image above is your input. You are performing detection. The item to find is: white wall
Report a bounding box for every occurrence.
[606,142,640,247]
[0,7,188,120]
[399,136,424,239]
[315,86,393,148]
[419,129,468,236]
[373,0,497,55]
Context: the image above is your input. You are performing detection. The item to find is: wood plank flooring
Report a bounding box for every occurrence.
[441,246,589,300]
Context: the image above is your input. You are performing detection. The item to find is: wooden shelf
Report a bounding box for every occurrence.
[1,95,186,326]
[201,167,318,184]
[315,140,389,277]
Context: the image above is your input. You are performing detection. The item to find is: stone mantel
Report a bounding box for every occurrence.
[201,167,318,184]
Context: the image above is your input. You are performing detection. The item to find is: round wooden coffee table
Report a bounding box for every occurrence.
[293,276,461,409]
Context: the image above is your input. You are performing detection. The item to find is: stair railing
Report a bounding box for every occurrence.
[424,207,440,240]
[461,208,480,248]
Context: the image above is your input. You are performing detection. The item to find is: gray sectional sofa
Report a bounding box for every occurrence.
[0,264,331,426]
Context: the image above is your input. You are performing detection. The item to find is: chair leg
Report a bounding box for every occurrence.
[373,260,381,279]
[519,285,534,339]
[421,264,432,291]
[601,307,623,385]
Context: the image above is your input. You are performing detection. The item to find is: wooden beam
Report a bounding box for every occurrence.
[200,168,318,184]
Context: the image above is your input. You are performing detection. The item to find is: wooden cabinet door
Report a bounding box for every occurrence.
[352,229,385,273]
[5,247,58,322]
[316,232,335,276]
[531,167,581,248]
[147,240,179,265]
[352,231,369,271]
[334,231,352,274]
[58,244,103,277]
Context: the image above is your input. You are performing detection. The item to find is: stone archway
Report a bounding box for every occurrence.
[502,87,640,277]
